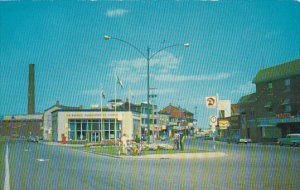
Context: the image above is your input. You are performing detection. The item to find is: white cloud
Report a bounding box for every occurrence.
[231,81,255,95]
[106,9,129,17]
[153,72,232,82]
[112,51,181,83]
[111,52,231,83]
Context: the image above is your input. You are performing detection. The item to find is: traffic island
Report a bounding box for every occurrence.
[81,143,227,160]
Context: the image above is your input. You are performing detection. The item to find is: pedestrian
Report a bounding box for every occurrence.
[120,133,128,155]
[135,134,140,143]
[179,131,185,151]
[174,132,179,150]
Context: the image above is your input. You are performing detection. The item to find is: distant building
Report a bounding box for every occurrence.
[0,114,43,138]
[159,105,194,136]
[227,104,241,139]
[238,93,257,141]
[217,100,231,138]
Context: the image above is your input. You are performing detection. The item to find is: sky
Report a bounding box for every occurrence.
[1,1,300,128]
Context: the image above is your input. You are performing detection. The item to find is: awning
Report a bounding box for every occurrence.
[258,124,275,127]
[264,102,272,108]
[281,98,290,105]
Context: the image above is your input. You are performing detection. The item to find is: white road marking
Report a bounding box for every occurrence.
[4,144,10,190]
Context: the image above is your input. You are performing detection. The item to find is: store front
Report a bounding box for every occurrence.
[52,110,140,143]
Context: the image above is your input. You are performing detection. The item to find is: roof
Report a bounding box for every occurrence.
[253,59,300,84]
[238,93,256,105]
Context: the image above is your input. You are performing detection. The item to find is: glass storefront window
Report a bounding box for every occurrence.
[104,131,109,139]
[76,123,81,131]
[82,122,87,131]
[92,123,99,130]
[70,123,76,131]
[110,122,115,130]
[69,132,75,140]
[69,119,120,141]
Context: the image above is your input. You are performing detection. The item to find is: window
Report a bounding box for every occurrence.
[268,82,272,89]
[250,107,255,117]
[284,105,291,112]
[264,101,273,112]
[267,82,272,94]
[284,79,291,91]
[219,110,225,118]
[282,97,291,112]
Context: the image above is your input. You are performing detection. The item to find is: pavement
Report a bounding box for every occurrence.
[40,141,227,160]
[40,141,85,147]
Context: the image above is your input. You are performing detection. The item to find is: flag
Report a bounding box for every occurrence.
[116,76,124,89]
[101,91,105,99]
[206,96,216,108]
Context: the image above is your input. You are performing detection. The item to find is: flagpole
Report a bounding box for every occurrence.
[213,93,219,151]
[115,72,117,143]
[101,90,103,143]
[128,85,131,112]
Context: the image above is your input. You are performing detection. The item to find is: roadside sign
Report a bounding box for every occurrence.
[206,96,217,108]
[210,115,217,125]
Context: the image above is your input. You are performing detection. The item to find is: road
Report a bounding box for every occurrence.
[1,138,299,190]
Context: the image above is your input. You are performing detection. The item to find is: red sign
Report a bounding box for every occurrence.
[276,113,291,118]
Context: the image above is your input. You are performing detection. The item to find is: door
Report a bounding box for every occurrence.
[90,132,100,143]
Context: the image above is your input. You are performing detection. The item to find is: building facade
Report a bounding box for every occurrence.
[159,105,194,136]
[253,59,300,142]
[0,114,43,138]
[51,110,141,142]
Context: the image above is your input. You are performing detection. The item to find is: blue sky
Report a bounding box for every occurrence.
[1,1,299,128]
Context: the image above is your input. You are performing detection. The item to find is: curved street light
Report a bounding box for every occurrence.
[104,35,189,144]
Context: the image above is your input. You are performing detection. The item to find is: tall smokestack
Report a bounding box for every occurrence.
[28,64,35,114]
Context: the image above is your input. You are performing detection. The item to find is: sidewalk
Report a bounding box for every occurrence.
[40,141,84,147]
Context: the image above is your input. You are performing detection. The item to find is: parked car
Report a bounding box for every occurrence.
[27,136,39,143]
[278,134,300,146]
[238,138,252,144]
[227,137,252,144]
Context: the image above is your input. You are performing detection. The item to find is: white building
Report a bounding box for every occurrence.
[51,110,141,142]
[218,100,231,118]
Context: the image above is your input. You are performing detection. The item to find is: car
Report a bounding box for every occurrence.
[27,136,39,143]
[238,138,252,144]
[227,137,252,144]
[278,134,300,146]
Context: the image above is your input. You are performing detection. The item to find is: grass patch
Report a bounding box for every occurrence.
[87,145,209,156]
[143,148,209,155]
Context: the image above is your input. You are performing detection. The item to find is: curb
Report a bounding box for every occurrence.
[81,149,226,160]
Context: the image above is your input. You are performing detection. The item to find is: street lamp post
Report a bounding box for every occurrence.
[104,35,189,144]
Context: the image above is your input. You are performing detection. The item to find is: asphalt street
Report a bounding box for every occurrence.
[1,139,299,190]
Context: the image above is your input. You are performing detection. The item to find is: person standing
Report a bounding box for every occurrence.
[120,134,128,155]
[174,132,179,150]
[179,131,185,151]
